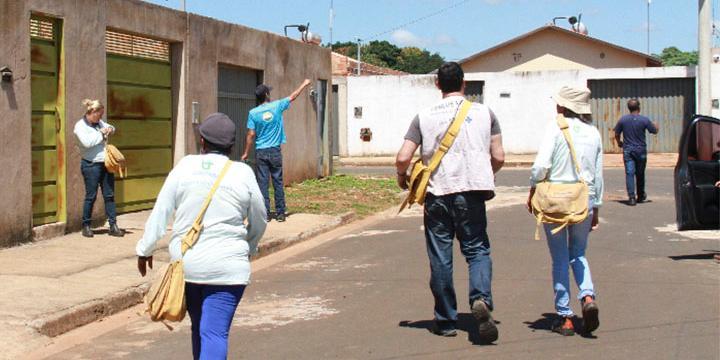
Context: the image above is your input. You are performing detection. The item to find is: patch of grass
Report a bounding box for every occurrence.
[269,175,401,217]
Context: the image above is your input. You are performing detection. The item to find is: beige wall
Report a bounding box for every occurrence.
[0,0,331,247]
[462,29,649,72]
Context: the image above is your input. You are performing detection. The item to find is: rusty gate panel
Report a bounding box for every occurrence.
[589,78,696,153]
[106,30,172,213]
[30,16,65,226]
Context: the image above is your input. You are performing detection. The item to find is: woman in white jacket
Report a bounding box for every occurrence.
[73,99,124,237]
[528,86,603,336]
[136,113,266,360]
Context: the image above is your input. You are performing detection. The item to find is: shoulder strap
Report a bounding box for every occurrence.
[556,114,584,181]
[427,100,473,173]
[183,160,233,250]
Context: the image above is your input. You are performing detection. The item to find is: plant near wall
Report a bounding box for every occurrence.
[653,46,699,66]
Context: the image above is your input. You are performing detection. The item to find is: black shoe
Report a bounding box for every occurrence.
[81,225,94,238]
[627,197,637,206]
[637,193,647,203]
[581,297,600,333]
[471,299,499,343]
[551,316,575,336]
[430,322,457,337]
[108,224,125,237]
[275,213,286,222]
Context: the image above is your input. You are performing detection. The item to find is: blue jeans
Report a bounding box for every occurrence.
[424,191,493,330]
[256,146,286,216]
[623,148,647,198]
[186,283,246,360]
[80,159,117,226]
[543,210,595,317]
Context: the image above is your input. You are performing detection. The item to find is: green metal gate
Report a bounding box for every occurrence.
[217,65,261,166]
[106,30,172,213]
[30,16,66,226]
[589,78,696,153]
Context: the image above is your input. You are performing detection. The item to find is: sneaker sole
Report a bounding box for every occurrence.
[472,301,499,343]
[582,303,600,333]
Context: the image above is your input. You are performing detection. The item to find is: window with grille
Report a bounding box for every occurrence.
[30,18,54,40]
[106,30,169,62]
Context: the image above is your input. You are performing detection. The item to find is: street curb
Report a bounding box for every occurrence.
[254,212,356,258]
[29,284,149,337]
[26,212,357,338]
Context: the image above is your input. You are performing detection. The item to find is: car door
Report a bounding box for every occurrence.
[674,115,720,230]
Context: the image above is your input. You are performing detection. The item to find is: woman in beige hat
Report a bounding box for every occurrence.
[527,86,603,336]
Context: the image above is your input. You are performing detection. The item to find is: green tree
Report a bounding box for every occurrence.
[396,47,445,74]
[328,40,445,74]
[654,47,698,66]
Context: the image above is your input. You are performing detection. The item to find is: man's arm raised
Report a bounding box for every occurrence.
[289,79,312,102]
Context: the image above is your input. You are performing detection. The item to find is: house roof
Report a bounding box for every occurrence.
[458,25,662,67]
[332,52,408,76]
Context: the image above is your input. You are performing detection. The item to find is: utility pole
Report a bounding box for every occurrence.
[356,38,362,76]
[329,0,334,50]
[647,0,651,54]
[181,0,186,11]
[698,0,712,115]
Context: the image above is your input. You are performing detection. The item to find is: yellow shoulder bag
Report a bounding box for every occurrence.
[144,160,233,323]
[105,143,127,178]
[399,100,472,212]
[530,114,589,240]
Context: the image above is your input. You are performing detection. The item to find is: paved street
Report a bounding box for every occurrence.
[32,169,719,359]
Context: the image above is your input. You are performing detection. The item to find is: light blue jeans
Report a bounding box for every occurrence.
[544,210,595,317]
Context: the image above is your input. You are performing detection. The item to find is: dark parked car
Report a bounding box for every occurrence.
[674,115,720,230]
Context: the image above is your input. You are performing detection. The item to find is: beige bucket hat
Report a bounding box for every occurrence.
[552,86,592,115]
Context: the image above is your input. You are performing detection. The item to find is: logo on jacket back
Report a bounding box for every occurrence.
[262,111,274,122]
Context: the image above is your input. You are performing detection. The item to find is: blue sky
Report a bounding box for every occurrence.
[145,0,715,61]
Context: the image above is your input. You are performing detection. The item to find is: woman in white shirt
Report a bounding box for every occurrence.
[528,86,603,336]
[73,99,124,237]
[136,113,266,360]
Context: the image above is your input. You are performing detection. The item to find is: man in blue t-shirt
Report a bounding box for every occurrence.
[614,99,660,206]
[242,79,311,222]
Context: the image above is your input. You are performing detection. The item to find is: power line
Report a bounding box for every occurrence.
[364,0,471,41]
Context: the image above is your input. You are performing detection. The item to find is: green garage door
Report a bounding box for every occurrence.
[106,30,172,213]
[30,16,66,226]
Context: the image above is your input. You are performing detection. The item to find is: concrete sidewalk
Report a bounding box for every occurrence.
[337,153,678,168]
[0,210,354,359]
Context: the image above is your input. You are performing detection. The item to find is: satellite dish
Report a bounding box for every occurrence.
[573,22,589,35]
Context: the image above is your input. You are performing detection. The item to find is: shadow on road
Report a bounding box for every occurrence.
[399,314,501,346]
[525,313,598,339]
[669,250,720,261]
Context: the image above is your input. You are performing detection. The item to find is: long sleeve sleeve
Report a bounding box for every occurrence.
[136,166,180,257]
[244,168,267,256]
[530,123,557,186]
[99,120,115,133]
[74,120,104,149]
[592,145,604,207]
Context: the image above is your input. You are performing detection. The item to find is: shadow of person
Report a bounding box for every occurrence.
[399,313,500,346]
[524,313,597,339]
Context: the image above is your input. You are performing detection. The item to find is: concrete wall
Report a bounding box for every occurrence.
[340,66,694,157]
[712,62,720,119]
[345,75,441,156]
[462,28,649,73]
[0,0,330,247]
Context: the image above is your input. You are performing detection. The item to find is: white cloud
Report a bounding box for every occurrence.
[390,29,457,48]
[391,29,427,47]
[434,34,457,46]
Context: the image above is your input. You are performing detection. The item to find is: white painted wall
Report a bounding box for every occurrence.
[711,63,720,119]
[346,75,441,156]
[341,66,695,156]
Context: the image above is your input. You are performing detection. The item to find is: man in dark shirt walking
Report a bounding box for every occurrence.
[614,99,660,206]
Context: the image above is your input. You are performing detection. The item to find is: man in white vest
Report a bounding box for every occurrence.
[396,62,505,343]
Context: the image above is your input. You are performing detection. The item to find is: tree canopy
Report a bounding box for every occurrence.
[329,40,445,74]
[654,47,698,66]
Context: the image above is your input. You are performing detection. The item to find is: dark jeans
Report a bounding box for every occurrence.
[81,159,117,226]
[424,191,493,330]
[186,283,246,360]
[256,146,286,216]
[623,148,647,198]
